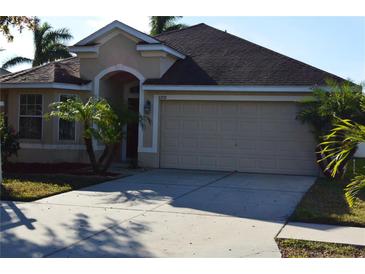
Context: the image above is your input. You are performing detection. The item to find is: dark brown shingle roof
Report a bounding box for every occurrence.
[0,57,89,85]
[145,23,345,86]
[0,23,346,88]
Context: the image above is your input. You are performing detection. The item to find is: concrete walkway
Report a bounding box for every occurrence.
[1,169,316,258]
[278,222,365,246]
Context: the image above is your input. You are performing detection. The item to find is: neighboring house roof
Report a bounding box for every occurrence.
[0,68,10,76]
[145,23,345,86]
[0,57,89,86]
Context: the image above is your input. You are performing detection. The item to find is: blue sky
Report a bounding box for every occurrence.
[0,16,364,82]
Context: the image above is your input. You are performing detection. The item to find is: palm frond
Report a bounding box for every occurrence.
[43,28,72,45]
[150,16,185,35]
[345,175,365,207]
[164,23,188,32]
[2,56,32,69]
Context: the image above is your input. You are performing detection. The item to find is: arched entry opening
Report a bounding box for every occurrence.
[97,70,141,162]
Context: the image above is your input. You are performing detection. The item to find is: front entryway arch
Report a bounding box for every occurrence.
[93,64,145,162]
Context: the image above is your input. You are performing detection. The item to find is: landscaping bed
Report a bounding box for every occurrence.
[4,162,118,176]
[1,162,126,202]
[1,174,121,202]
[290,158,365,227]
[276,239,365,258]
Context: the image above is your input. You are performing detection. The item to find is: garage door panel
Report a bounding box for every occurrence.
[238,103,259,117]
[218,157,238,170]
[201,119,219,132]
[160,100,318,175]
[201,103,219,115]
[238,158,259,171]
[220,120,238,132]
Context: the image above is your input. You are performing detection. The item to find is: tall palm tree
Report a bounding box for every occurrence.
[2,20,72,69]
[150,16,187,36]
[320,98,365,206]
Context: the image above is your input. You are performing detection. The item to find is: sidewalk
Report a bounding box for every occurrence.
[277,222,365,246]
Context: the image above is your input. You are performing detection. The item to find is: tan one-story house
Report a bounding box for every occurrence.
[0,20,355,176]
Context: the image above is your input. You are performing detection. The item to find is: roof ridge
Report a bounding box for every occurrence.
[153,23,206,38]
[204,24,344,81]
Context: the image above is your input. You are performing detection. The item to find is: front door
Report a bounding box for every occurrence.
[126,98,139,160]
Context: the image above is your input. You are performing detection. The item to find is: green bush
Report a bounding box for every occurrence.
[0,113,20,165]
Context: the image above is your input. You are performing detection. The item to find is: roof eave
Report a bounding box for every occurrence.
[142,84,326,93]
[0,82,92,91]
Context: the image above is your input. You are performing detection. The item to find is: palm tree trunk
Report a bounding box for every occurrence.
[84,137,99,174]
[100,143,117,174]
[97,146,109,166]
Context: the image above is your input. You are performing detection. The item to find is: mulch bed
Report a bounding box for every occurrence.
[4,162,119,176]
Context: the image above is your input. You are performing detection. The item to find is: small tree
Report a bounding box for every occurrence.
[48,97,142,174]
[0,113,20,168]
[320,115,365,206]
[297,79,365,177]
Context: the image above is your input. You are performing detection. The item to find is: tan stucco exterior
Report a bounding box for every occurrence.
[0,24,321,175]
[79,33,176,82]
[0,88,94,163]
[1,30,178,164]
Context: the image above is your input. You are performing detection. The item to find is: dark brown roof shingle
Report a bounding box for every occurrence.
[0,57,89,85]
[0,23,346,88]
[145,23,345,86]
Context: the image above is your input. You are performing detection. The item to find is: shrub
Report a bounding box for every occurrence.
[0,113,20,166]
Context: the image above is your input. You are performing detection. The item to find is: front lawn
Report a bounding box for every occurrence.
[276,239,365,258]
[1,174,119,201]
[290,158,365,227]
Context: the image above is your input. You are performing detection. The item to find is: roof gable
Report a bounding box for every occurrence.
[74,20,159,46]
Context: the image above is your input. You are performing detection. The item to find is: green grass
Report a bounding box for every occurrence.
[1,174,119,202]
[276,239,365,258]
[291,158,365,227]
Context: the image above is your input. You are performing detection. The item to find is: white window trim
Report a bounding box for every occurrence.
[18,93,44,141]
[57,94,77,142]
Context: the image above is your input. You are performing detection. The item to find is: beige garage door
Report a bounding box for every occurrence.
[160,100,318,176]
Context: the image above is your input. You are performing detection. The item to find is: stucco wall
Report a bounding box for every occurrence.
[2,88,92,163]
[79,33,176,82]
[10,148,101,163]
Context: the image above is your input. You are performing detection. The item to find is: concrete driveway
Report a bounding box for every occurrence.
[0,169,315,258]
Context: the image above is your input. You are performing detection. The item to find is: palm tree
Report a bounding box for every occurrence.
[297,79,365,177]
[2,19,72,69]
[150,16,187,36]
[47,97,144,174]
[320,98,365,206]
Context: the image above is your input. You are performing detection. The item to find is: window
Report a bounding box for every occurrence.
[59,95,76,141]
[19,94,42,139]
